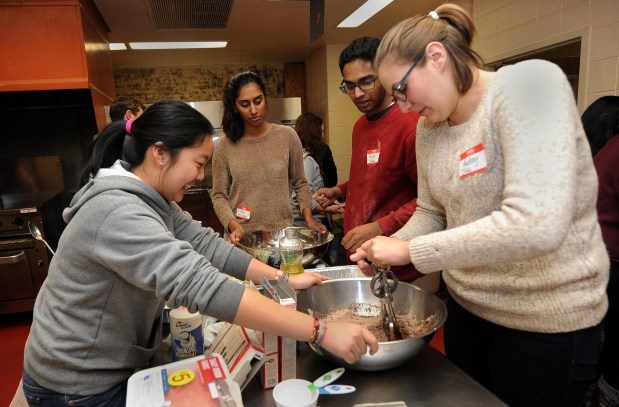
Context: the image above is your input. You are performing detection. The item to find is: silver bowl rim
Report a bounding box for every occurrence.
[237,226,334,251]
[305,277,448,345]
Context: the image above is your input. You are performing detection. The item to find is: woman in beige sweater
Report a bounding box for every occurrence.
[212,72,326,243]
[351,4,608,407]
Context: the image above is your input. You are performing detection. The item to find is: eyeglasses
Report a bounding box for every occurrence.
[392,61,417,103]
[339,77,377,94]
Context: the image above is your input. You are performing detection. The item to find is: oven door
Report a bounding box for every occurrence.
[0,250,35,301]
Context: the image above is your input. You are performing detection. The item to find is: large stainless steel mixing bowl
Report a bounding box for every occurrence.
[237,227,334,267]
[298,278,447,371]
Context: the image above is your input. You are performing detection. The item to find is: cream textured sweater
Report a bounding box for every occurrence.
[393,60,609,333]
[212,124,313,233]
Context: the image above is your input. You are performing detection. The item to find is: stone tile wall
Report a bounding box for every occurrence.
[306,0,619,185]
[113,63,285,104]
[469,0,619,110]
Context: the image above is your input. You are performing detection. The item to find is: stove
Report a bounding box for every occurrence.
[0,156,65,314]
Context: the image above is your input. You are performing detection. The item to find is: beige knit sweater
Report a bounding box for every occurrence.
[211,124,313,233]
[393,60,609,333]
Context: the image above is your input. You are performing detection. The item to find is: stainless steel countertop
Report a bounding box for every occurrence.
[243,343,506,406]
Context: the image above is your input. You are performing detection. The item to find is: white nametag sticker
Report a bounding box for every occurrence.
[459,143,487,179]
[235,205,251,221]
[366,148,380,165]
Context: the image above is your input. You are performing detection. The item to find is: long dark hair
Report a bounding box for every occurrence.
[222,71,267,143]
[80,100,214,187]
[295,112,327,172]
[582,96,619,156]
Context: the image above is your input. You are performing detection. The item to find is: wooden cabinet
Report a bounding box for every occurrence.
[178,191,225,236]
[0,0,115,131]
[0,4,88,91]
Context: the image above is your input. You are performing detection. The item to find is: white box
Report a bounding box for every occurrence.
[257,279,297,389]
[208,322,265,390]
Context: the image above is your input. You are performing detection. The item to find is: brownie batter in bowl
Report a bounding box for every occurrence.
[323,304,436,342]
[298,278,447,371]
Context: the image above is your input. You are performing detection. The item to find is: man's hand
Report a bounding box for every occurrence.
[341,222,383,252]
[318,200,345,215]
[314,186,342,208]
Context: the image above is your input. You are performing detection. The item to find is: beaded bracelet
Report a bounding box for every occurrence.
[315,319,327,346]
[307,314,320,344]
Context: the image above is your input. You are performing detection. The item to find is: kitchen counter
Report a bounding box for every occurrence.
[243,343,506,406]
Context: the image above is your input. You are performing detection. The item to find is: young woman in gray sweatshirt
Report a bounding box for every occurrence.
[22,100,378,406]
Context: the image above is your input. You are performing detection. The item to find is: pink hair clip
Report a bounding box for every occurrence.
[125,119,134,134]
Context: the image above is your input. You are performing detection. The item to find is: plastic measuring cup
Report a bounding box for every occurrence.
[278,235,304,275]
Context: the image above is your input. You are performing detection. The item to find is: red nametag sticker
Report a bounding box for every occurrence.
[459,143,487,179]
[235,205,251,221]
[366,148,380,165]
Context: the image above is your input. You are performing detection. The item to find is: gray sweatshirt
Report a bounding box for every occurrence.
[24,161,252,395]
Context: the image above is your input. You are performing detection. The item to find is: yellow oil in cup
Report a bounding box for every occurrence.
[278,236,304,275]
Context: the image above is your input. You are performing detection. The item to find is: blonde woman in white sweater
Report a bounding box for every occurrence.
[351,4,609,407]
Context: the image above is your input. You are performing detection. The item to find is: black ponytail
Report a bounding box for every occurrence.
[80,121,126,187]
[80,100,214,187]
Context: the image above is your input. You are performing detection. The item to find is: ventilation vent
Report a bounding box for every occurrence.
[147,0,234,30]
[0,89,93,111]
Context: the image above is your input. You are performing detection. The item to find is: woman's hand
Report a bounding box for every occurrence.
[306,218,327,234]
[228,221,245,244]
[349,248,375,276]
[350,236,411,268]
[288,271,329,290]
[320,321,379,364]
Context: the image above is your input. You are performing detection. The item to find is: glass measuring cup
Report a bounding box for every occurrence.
[278,235,305,275]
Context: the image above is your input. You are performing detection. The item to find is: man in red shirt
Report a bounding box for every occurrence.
[315,37,421,281]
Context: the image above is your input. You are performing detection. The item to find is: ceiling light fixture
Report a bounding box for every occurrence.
[128,41,228,50]
[109,43,127,50]
[337,0,393,28]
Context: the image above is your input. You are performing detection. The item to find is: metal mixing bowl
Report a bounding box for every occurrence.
[237,227,334,267]
[298,278,447,371]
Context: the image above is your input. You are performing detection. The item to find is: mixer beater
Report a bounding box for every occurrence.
[370,264,403,340]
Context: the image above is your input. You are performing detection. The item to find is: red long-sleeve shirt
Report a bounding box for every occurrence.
[594,135,619,259]
[338,105,421,281]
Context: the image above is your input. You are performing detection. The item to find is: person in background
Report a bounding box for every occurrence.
[212,72,326,244]
[109,96,145,122]
[582,96,619,407]
[291,113,331,227]
[314,37,421,281]
[352,4,608,406]
[22,100,378,406]
[295,112,338,188]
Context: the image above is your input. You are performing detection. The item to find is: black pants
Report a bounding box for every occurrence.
[445,294,602,407]
[600,260,619,392]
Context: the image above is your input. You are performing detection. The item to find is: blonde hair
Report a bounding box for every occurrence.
[375,3,483,94]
